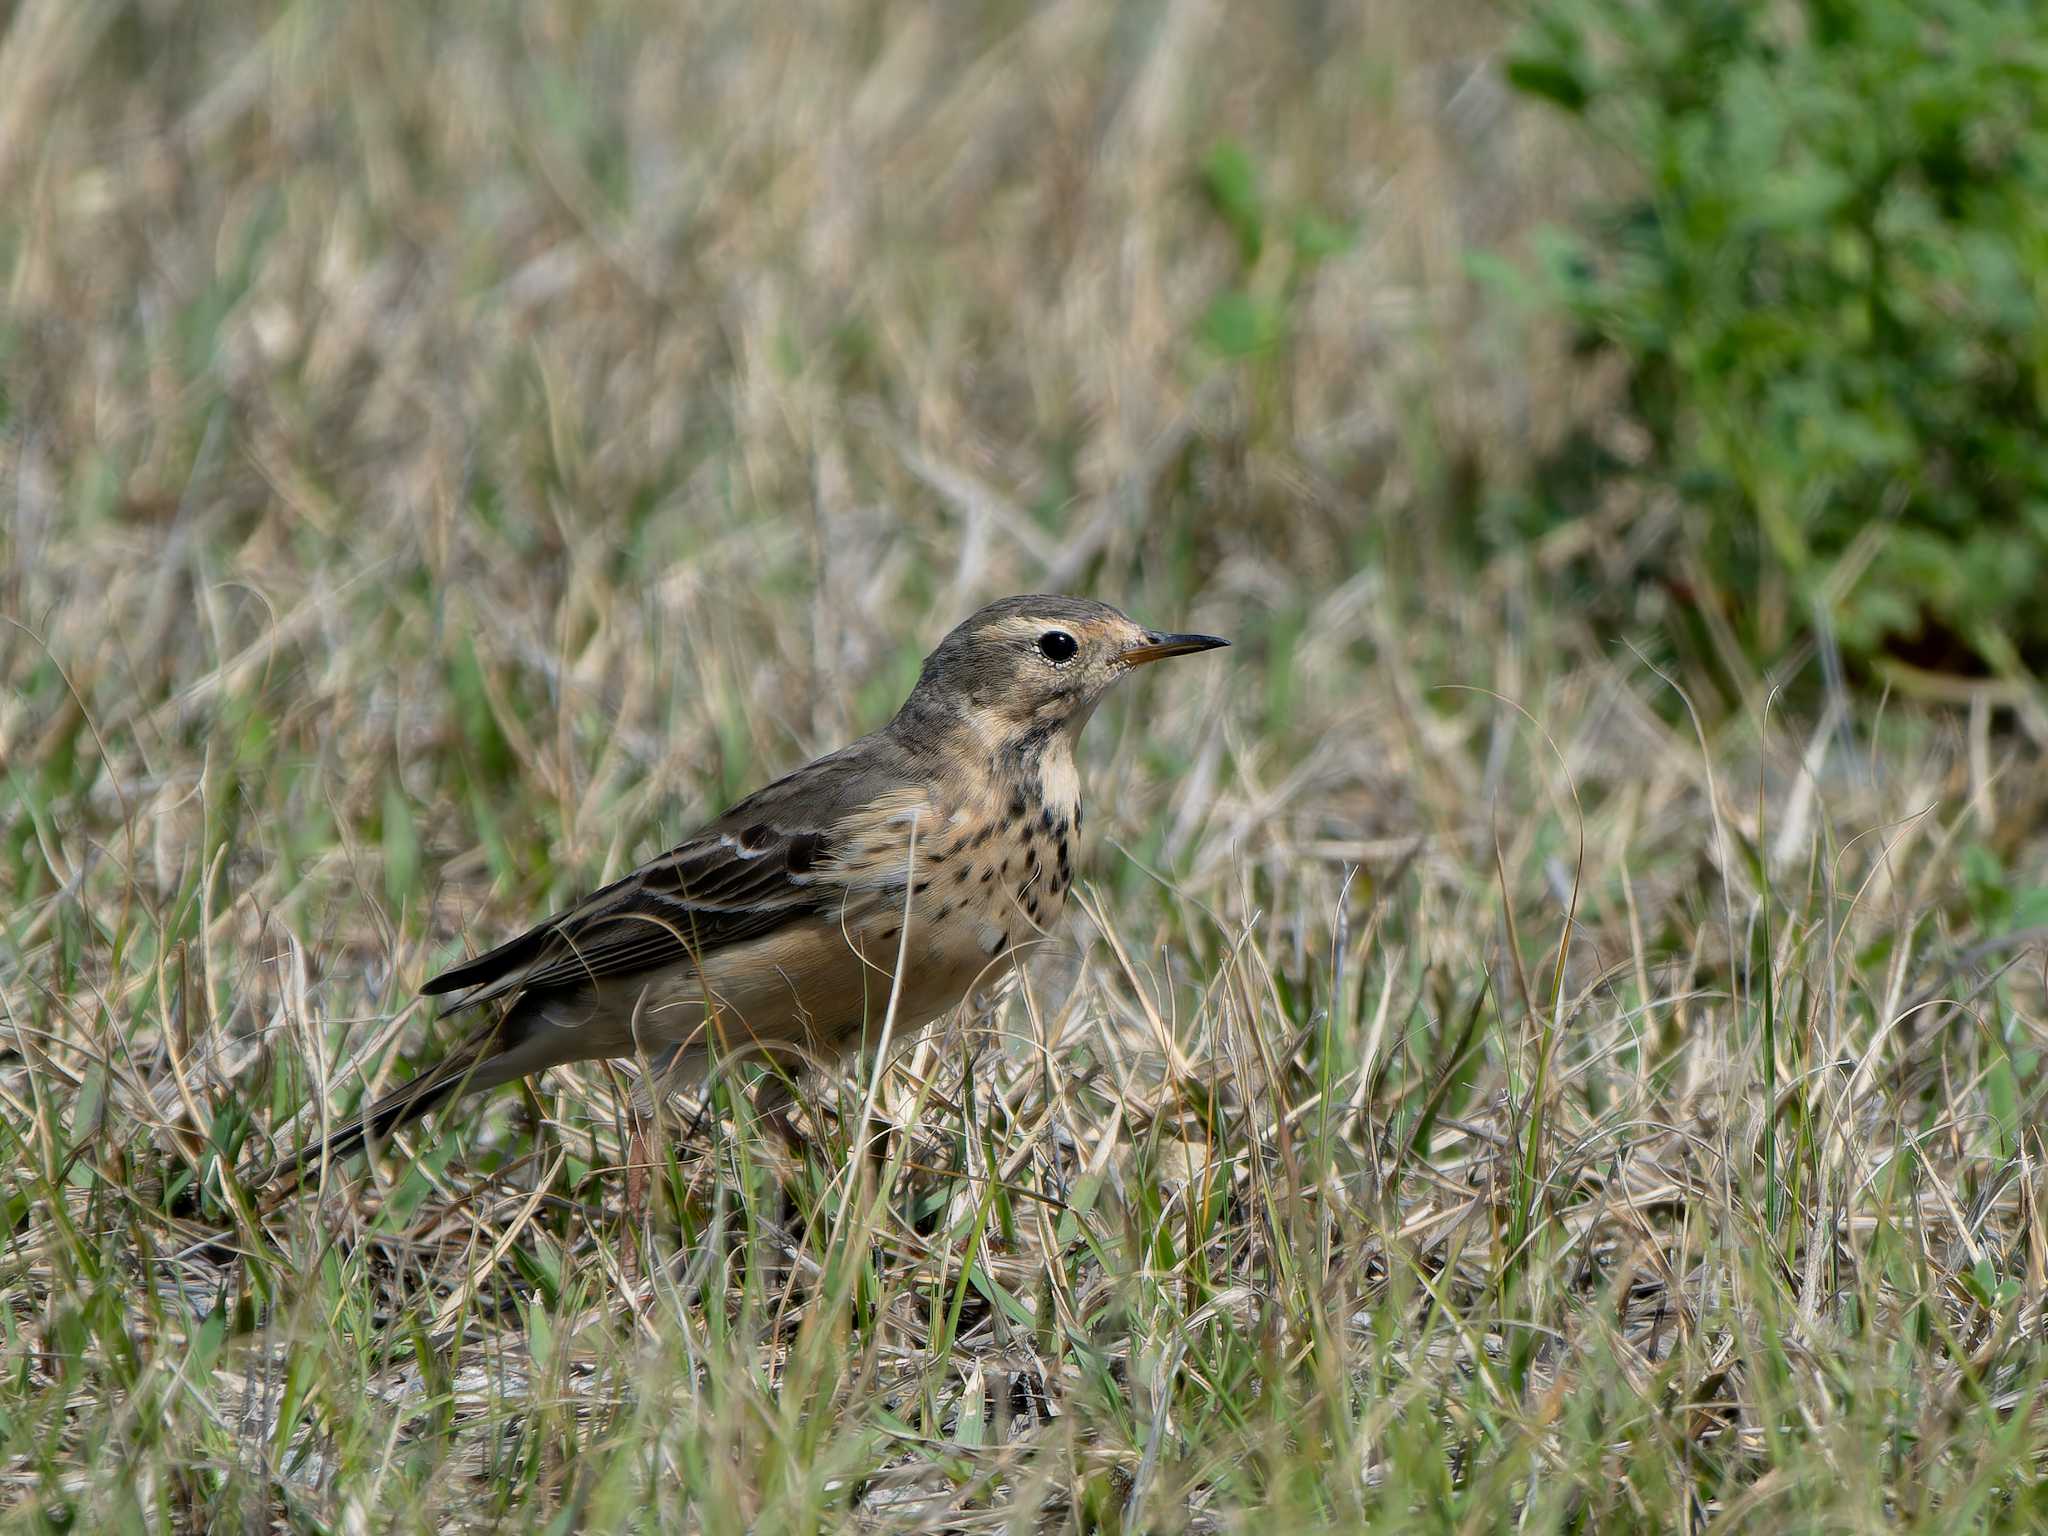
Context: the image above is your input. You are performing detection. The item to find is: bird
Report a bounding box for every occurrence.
[273,595,1226,1184]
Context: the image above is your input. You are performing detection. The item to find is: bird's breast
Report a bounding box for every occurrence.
[638,765,1088,1059]
[864,767,1082,995]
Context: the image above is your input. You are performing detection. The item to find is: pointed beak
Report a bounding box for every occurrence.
[1121,629,1230,668]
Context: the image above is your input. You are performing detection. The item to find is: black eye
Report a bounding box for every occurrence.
[1037,629,1079,664]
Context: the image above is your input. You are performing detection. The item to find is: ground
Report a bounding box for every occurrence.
[3,2,2047,1531]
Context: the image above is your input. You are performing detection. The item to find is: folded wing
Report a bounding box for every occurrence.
[421,740,902,1012]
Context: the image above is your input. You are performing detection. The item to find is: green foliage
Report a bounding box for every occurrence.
[1195,140,1357,361]
[1506,0,2048,672]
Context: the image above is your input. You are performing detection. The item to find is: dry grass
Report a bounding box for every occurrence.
[4,1,2048,1531]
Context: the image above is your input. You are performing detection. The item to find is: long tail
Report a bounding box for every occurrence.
[264,1003,578,1191]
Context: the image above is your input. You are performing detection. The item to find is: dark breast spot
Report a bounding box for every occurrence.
[955,866,970,884]
[1040,806,1055,833]
[981,868,995,883]
[1008,792,1028,820]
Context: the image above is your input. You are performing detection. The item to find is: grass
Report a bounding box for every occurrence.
[4,1,2048,1530]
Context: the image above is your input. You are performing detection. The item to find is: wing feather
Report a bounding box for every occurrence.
[420,734,923,1013]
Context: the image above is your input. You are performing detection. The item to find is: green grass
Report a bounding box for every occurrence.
[3,1,2047,1531]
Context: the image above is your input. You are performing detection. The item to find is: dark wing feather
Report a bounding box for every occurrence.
[420,735,906,1013]
[420,831,831,1011]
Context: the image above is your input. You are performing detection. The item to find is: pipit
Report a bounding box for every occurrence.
[280,594,1225,1181]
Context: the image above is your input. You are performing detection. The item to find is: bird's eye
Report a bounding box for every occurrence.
[1037,629,1079,664]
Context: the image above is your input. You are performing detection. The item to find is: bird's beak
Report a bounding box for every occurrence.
[1121,630,1230,668]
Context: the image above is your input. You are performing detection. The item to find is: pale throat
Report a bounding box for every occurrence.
[1033,732,1082,825]
[972,702,1091,828]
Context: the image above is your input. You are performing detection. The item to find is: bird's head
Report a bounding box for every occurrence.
[901,594,1228,746]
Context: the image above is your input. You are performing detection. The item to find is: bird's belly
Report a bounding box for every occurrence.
[611,789,1078,1066]
[619,910,1019,1063]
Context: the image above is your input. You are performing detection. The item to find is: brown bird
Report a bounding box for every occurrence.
[280,595,1225,1180]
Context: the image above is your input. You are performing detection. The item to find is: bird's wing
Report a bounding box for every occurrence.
[422,736,924,1012]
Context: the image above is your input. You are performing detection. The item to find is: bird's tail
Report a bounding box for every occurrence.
[264,1002,577,1191]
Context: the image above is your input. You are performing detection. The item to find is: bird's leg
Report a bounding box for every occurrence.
[621,1048,695,1263]
[620,1112,669,1288]
[747,1069,804,1159]
[623,1120,656,1227]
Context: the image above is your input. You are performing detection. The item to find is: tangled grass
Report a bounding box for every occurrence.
[4,1,2047,1530]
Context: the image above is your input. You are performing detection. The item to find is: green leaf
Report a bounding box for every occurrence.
[383,779,420,915]
[1199,140,1265,267]
[1200,290,1282,357]
[1504,50,1590,112]
[527,1298,555,1372]
[2009,888,2048,930]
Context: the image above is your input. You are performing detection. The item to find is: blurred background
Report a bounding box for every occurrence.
[5,0,2048,1528]
[4,0,1607,984]
[10,0,2045,999]
[12,0,2046,885]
